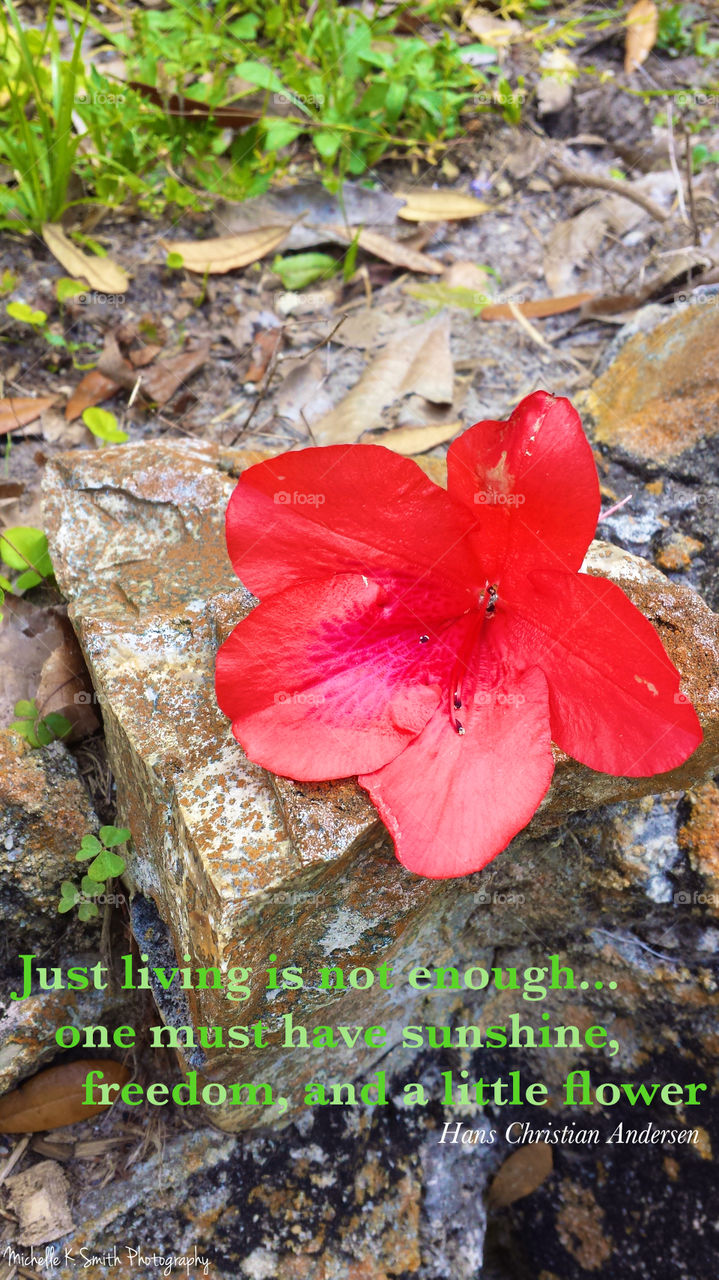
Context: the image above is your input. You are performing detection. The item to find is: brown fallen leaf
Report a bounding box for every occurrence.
[65,370,121,421]
[396,188,490,223]
[246,328,283,383]
[42,223,128,293]
[313,316,453,446]
[96,333,137,391]
[0,395,58,434]
[36,615,99,741]
[481,291,595,321]
[141,342,210,405]
[275,355,332,425]
[488,1142,554,1208]
[625,0,658,74]
[128,80,263,128]
[331,308,399,350]
[361,420,462,455]
[0,1060,131,1133]
[159,226,291,274]
[128,343,164,368]
[327,225,443,275]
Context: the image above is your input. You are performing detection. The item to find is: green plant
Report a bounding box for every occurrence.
[0,525,54,592]
[692,142,719,172]
[5,299,90,353]
[272,252,339,291]
[58,825,130,921]
[10,698,71,747]
[81,407,128,443]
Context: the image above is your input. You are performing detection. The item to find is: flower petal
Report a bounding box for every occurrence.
[216,573,448,779]
[505,568,703,776]
[226,444,479,599]
[360,664,554,878]
[446,390,600,583]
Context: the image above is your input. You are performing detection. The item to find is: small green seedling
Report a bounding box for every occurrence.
[55,277,86,305]
[82,407,128,443]
[272,252,339,291]
[165,251,184,269]
[58,825,130,921]
[6,299,76,351]
[11,698,71,747]
[0,525,54,593]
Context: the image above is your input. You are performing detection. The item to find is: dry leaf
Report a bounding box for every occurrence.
[327,225,443,275]
[275,355,331,424]
[159,226,291,274]
[443,261,493,292]
[246,329,283,383]
[141,343,210,404]
[36,616,99,741]
[488,1143,554,1208]
[42,223,128,293]
[41,408,87,446]
[396,189,489,223]
[464,6,522,48]
[128,343,164,368]
[0,396,58,434]
[625,0,658,73]
[65,370,120,421]
[313,317,453,445]
[0,1059,131,1133]
[361,420,462,454]
[6,1160,73,1244]
[331,308,399,350]
[216,181,404,250]
[481,291,595,321]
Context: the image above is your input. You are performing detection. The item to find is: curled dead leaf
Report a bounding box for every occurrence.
[327,225,443,275]
[65,370,120,422]
[361,420,462,455]
[396,189,489,223]
[625,0,658,73]
[159,227,291,274]
[36,615,99,741]
[42,224,128,294]
[0,396,58,434]
[0,1059,131,1133]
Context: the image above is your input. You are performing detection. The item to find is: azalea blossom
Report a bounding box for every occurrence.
[215,391,702,878]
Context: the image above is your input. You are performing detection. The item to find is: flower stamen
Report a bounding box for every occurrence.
[449,590,493,734]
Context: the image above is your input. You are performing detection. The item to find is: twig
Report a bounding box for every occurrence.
[683,126,700,247]
[0,1137,30,1188]
[665,98,688,224]
[549,157,670,223]
[506,300,590,378]
[227,333,285,447]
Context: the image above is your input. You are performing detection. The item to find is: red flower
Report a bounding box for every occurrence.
[215,391,701,879]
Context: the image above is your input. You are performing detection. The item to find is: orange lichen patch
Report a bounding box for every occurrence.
[556,1181,613,1271]
[679,781,719,898]
[581,305,719,461]
[693,1126,713,1160]
[655,533,704,573]
[663,1156,680,1181]
[646,479,664,496]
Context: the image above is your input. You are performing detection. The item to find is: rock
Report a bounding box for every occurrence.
[0,728,97,957]
[579,300,719,464]
[43,441,719,1131]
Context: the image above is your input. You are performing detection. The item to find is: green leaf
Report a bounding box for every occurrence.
[14,699,36,718]
[81,874,102,894]
[87,849,126,880]
[56,277,86,303]
[99,825,131,847]
[165,252,184,269]
[234,60,285,93]
[76,833,103,860]
[0,527,52,577]
[272,252,338,291]
[41,712,72,739]
[78,901,99,921]
[60,880,78,900]
[58,896,76,914]
[6,300,47,326]
[13,569,43,593]
[82,407,129,443]
[262,118,303,152]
